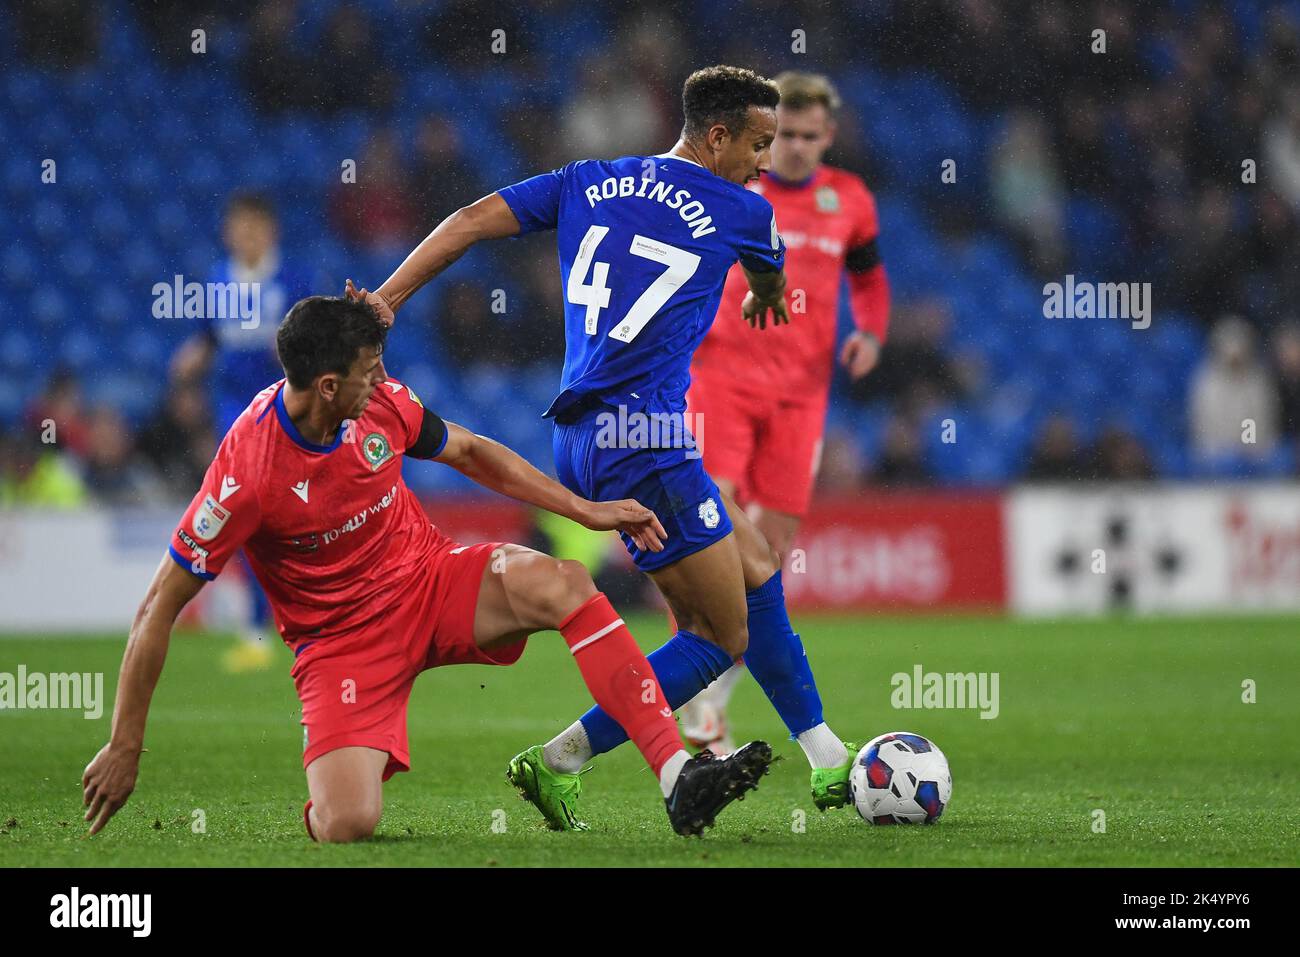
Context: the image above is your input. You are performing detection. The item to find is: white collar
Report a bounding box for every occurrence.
[655,150,704,168]
[231,248,281,284]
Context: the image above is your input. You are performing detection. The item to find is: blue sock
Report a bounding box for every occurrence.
[579,629,734,756]
[742,569,823,738]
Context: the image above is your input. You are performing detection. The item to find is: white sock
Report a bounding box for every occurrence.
[658,749,691,798]
[797,723,848,769]
[542,721,593,774]
[705,660,746,709]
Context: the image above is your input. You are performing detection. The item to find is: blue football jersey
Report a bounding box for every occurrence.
[497,155,785,418]
[204,254,313,415]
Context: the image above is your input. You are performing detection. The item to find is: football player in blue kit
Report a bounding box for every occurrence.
[172,192,314,672]
[346,66,857,829]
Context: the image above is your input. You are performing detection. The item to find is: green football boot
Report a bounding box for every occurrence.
[810,741,861,811]
[506,745,588,831]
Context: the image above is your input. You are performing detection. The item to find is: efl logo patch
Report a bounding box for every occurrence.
[698,497,720,530]
[362,432,394,471]
[192,494,230,541]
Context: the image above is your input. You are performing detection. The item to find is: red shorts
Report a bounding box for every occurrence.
[686,375,827,518]
[290,540,524,781]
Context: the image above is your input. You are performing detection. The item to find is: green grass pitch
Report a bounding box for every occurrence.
[1,615,1297,867]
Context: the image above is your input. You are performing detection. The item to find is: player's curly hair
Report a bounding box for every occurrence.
[681,65,780,140]
[276,295,388,388]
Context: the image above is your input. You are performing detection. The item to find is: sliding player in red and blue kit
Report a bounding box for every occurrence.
[681,71,891,754]
[348,66,858,830]
[81,297,773,841]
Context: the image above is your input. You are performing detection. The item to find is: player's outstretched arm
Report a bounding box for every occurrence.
[435,421,668,553]
[82,556,205,835]
[344,193,523,325]
[740,264,789,330]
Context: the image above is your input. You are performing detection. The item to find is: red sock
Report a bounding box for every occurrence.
[303,799,317,842]
[559,593,683,776]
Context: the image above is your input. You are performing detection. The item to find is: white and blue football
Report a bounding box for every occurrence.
[849,732,952,825]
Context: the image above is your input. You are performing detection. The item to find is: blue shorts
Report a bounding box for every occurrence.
[552,402,733,572]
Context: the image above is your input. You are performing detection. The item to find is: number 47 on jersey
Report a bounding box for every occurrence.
[567,225,701,343]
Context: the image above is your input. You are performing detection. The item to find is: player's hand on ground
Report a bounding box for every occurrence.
[840,331,881,380]
[82,742,142,836]
[581,499,668,552]
[741,290,790,330]
[344,279,396,327]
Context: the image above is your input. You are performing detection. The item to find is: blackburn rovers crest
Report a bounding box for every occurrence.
[815,185,840,213]
[362,432,394,471]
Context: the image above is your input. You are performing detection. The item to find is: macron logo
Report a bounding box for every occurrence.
[49,886,151,937]
[219,476,240,503]
[291,480,310,503]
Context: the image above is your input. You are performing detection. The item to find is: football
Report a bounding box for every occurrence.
[849,732,952,825]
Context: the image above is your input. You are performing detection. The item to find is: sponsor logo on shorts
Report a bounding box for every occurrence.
[192,494,230,541]
[362,432,394,471]
[698,497,720,530]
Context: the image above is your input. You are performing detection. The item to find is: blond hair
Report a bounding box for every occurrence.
[773,71,841,116]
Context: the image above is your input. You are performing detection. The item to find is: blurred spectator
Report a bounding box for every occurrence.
[1190,316,1280,459]
[1263,84,1300,210]
[136,0,225,65]
[1170,185,1249,323]
[815,431,867,495]
[0,431,86,509]
[560,54,671,159]
[1273,322,1300,439]
[315,3,398,113]
[1056,90,1114,197]
[412,116,485,222]
[14,0,100,67]
[421,0,530,75]
[79,408,165,507]
[1087,426,1155,481]
[989,110,1065,275]
[243,0,308,112]
[137,382,218,501]
[1024,414,1085,481]
[24,367,91,458]
[438,281,515,370]
[850,298,971,416]
[1243,190,1300,320]
[332,129,420,254]
[509,244,569,366]
[621,8,688,110]
[870,416,930,486]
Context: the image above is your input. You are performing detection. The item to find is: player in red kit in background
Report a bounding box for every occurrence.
[680,72,890,753]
